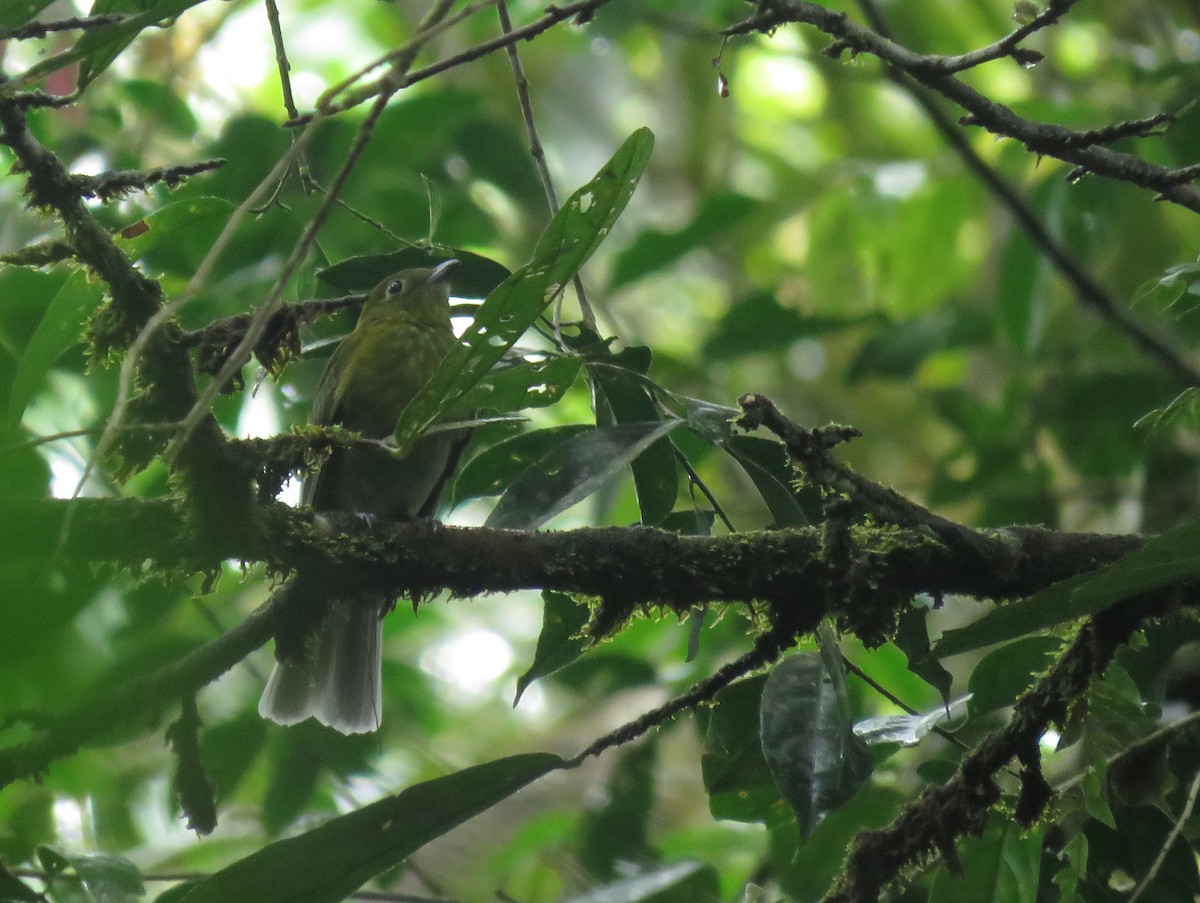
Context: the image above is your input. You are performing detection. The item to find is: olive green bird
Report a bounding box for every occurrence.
[259,260,464,734]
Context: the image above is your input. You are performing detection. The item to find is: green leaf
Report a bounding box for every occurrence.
[317,248,511,300]
[452,424,592,506]
[591,355,678,526]
[894,606,952,707]
[117,196,236,275]
[724,436,813,528]
[448,355,581,419]
[178,754,564,903]
[935,521,1200,658]
[697,675,783,824]
[759,645,873,837]
[514,591,591,705]
[485,420,683,531]
[968,635,1064,717]
[578,739,658,880]
[392,127,654,453]
[8,269,102,427]
[0,0,53,29]
[928,817,1041,903]
[21,0,214,88]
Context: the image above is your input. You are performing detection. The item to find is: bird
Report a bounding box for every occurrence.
[258,259,465,733]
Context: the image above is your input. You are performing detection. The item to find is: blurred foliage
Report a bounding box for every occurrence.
[2,0,1200,901]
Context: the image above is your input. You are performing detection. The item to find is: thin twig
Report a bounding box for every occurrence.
[568,632,785,765]
[853,0,1200,387]
[162,0,461,463]
[496,0,596,331]
[303,0,617,124]
[729,0,1200,214]
[1127,766,1200,903]
[0,13,129,40]
[263,0,299,123]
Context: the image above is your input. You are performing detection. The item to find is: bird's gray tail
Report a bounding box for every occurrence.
[258,592,383,734]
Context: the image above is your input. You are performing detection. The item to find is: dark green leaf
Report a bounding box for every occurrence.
[704,291,872,359]
[7,269,102,428]
[591,356,678,525]
[968,635,1064,717]
[579,739,658,879]
[724,435,813,528]
[894,606,952,707]
[452,424,592,506]
[697,675,782,824]
[514,591,591,705]
[178,754,564,903]
[759,648,873,837]
[64,851,145,900]
[393,128,654,452]
[485,421,683,531]
[928,817,1041,903]
[847,308,990,382]
[0,863,40,903]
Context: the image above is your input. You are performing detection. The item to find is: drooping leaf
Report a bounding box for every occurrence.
[514,591,591,705]
[21,0,215,88]
[177,754,565,903]
[452,424,593,506]
[724,436,813,528]
[591,354,678,526]
[759,644,873,837]
[578,738,658,880]
[393,127,655,453]
[894,606,952,708]
[485,420,683,531]
[8,268,102,427]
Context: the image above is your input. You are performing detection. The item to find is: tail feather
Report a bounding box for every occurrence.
[259,599,383,734]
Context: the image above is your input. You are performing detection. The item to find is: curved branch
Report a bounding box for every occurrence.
[730,1,1200,213]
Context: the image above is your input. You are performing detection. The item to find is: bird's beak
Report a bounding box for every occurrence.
[430,259,460,284]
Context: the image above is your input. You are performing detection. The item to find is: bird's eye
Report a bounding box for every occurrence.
[386,279,405,296]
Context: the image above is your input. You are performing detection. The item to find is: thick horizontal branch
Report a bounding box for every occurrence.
[3,497,1142,616]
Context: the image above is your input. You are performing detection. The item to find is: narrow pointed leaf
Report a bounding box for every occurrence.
[8,269,102,427]
[485,420,681,531]
[934,521,1197,658]
[177,753,564,903]
[514,591,591,705]
[393,127,654,453]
